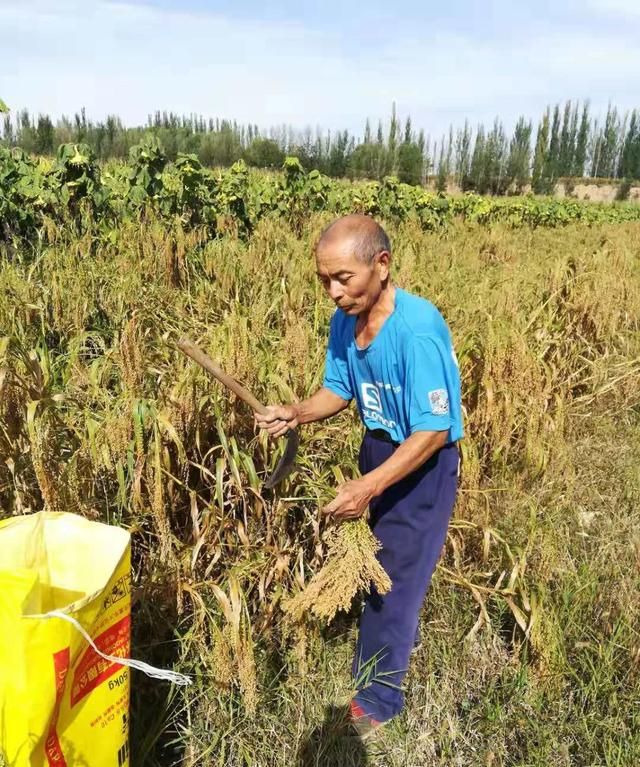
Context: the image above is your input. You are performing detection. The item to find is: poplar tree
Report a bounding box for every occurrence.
[558,101,574,176]
[507,117,532,193]
[546,104,562,183]
[532,109,550,194]
[455,120,472,189]
[573,103,590,177]
[469,126,486,192]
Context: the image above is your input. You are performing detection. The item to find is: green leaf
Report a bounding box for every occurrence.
[0,98,9,113]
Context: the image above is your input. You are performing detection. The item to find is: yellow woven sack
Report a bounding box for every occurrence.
[0,511,188,767]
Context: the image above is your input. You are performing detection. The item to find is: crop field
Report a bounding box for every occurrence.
[1,142,640,766]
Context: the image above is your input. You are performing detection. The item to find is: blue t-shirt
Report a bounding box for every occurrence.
[322,287,463,444]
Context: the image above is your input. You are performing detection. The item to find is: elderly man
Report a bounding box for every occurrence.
[256,214,463,734]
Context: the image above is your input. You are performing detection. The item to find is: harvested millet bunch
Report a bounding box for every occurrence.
[283,518,392,624]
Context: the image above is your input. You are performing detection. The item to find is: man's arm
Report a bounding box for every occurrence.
[322,429,449,520]
[254,387,350,439]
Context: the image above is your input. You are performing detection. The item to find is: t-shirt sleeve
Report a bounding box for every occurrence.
[322,313,353,401]
[404,334,452,433]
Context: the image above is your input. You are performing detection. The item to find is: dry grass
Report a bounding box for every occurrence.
[1,215,639,766]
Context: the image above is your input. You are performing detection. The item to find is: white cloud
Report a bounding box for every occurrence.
[586,0,640,17]
[0,0,637,140]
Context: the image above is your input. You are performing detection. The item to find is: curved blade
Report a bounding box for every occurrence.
[264,428,299,489]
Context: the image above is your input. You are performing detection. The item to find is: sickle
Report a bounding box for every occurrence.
[176,337,299,489]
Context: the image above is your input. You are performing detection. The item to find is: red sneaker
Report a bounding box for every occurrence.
[349,700,383,740]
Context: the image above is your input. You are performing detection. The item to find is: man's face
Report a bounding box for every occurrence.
[315,240,389,316]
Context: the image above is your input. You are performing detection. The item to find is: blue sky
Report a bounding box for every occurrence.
[1,0,639,140]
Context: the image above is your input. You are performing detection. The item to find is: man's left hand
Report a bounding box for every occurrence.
[322,477,378,521]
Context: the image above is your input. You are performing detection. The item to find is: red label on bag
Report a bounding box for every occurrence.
[45,648,70,766]
[70,615,131,707]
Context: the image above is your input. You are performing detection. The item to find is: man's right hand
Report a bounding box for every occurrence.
[255,404,299,439]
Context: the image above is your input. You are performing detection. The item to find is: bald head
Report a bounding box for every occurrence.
[315,214,391,265]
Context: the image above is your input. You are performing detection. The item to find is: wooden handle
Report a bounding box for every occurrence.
[176,337,267,415]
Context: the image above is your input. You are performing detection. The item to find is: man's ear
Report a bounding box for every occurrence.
[376,250,391,280]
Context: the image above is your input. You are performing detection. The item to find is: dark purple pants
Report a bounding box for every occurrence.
[352,431,459,723]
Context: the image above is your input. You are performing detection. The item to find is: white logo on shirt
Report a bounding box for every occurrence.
[361,383,382,413]
[363,410,397,429]
[428,389,449,415]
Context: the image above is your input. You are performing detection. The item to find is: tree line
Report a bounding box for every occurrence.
[2,100,639,194]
